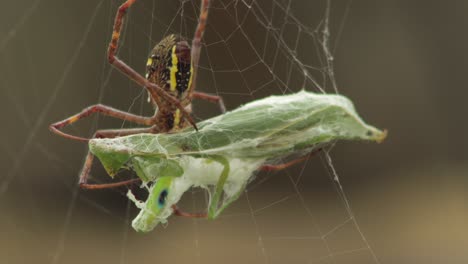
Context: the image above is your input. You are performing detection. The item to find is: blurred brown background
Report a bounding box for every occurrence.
[0,0,466,263]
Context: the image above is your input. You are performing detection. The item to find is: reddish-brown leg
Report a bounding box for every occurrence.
[192,91,226,113]
[260,149,322,172]
[172,205,207,218]
[50,104,153,142]
[188,0,210,97]
[79,127,152,190]
[108,0,198,129]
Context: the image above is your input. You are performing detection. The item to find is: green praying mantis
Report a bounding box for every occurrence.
[89,91,387,232]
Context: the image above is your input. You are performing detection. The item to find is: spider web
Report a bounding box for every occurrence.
[0,0,381,263]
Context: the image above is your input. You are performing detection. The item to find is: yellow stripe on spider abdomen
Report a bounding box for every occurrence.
[169,45,178,92]
[187,64,193,93]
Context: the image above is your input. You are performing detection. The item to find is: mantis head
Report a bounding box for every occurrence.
[129,176,190,232]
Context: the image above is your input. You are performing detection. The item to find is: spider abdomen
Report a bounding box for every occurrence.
[145,34,193,131]
[146,34,193,101]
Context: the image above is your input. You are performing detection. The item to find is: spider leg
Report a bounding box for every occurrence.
[108,0,198,130]
[192,91,226,113]
[260,149,322,172]
[49,104,153,142]
[188,0,211,97]
[172,205,207,218]
[79,127,152,190]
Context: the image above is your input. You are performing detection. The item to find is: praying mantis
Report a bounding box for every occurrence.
[89,91,387,232]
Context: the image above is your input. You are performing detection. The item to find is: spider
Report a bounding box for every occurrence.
[49,0,317,218]
[50,0,225,189]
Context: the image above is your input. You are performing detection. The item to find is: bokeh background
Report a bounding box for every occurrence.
[0,0,466,263]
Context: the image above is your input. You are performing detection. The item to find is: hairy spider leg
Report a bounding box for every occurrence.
[187,0,209,98]
[49,104,154,142]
